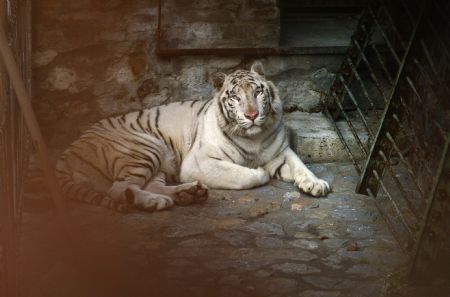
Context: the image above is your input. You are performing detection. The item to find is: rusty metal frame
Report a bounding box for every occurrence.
[155,0,356,57]
[0,1,32,296]
[324,0,450,276]
[355,0,449,257]
[323,0,419,174]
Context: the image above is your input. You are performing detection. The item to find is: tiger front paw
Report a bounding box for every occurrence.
[295,175,331,197]
[254,167,270,185]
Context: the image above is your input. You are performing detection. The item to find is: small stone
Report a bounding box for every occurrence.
[164,223,211,238]
[238,194,255,203]
[300,290,341,297]
[212,218,246,228]
[288,199,319,211]
[244,222,284,236]
[322,238,347,250]
[255,237,284,249]
[168,258,193,267]
[251,249,318,262]
[167,247,204,258]
[254,269,273,278]
[263,277,298,294]
[272,263,321,274]
[336,249,365,261]
[346,224,376,239]
[283,191,301,205]
[322,254,343,269]
[293,231,318,239]
[289,239,319,250]
[178,238,215,247]
[302,276,356,290]
[345,264,380,277]
[215,231,252,247]
[218,274,242,286]
[345,241,359,251]
[248,205,270,217]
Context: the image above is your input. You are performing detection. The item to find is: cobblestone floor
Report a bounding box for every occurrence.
[20,163,416,297]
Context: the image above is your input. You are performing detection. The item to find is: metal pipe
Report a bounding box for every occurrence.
[378,149,421,221]
[338,74,375,139]
[334,96,369,156]
[324,107,362,174]
[353,39,389,104]
[346,56,381,118]
[385,132,427,200]
[367,188,412,254]
[373,169,414,237]
[370,43,394,84]
[368,7,401,65]
[0,18,70,234]
[380,1,407,49]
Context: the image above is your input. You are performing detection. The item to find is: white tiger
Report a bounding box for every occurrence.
[56,62,330,212]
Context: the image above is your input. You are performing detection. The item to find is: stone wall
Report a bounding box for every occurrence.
[162,0,279,48]
[32,0,341,148]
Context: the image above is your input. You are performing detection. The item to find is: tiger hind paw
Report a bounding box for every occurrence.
[174,181,209,206]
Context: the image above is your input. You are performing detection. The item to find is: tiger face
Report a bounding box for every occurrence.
[213,62,282,137]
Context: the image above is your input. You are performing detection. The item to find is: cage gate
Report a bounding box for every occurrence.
[0,0,31,296]
[324,0,450,277]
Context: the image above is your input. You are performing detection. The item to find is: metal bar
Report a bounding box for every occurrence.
[338,74,375,139]
[394,100,436,179]
[323,108,362,174]
[353,39,389,104]
[380,1,407,49]
[0,18,70,233]
[367,188,411,254]
[325,5,376,120]
[357,3,424,196]
[385,132,427,200]
[368,7,401,65]
[424,19,450,64]
[346,57,381,118]
[370,43,394,84]
[399,0,416,26]
[405,77,447,140]
[408,61,449,138]
[372,169,414,237]
[378,149,421,221]
[412,42,450,112]
[334,97,369,156]
[414,55,450,101]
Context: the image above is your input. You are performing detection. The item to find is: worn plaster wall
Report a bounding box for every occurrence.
[33,0,341,148]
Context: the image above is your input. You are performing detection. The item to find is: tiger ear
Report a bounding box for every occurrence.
[211,72,227,91]
[251,61,265,78]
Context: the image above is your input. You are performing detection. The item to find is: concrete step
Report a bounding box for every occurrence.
[284,111,379,163]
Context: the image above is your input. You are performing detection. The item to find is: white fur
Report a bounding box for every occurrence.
[57,62,330,212]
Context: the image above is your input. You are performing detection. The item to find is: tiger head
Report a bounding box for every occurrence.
[213,61,282,137]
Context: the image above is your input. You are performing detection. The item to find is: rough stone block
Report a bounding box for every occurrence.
[285,111,377,163]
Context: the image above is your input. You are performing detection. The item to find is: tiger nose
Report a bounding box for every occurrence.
[244,111,259,120]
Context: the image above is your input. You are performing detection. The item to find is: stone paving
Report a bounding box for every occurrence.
[20,163,413,297]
